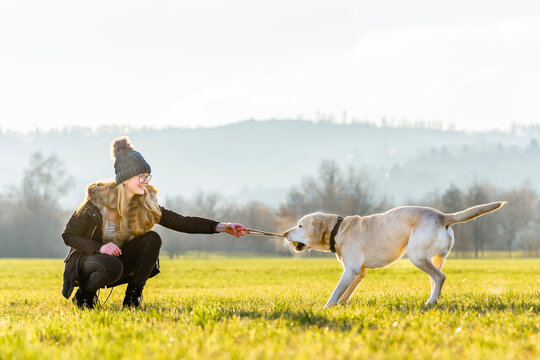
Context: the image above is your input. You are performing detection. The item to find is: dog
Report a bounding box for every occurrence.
[283,202,505,307]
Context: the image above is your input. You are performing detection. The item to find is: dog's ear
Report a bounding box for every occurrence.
[311,218,327,243]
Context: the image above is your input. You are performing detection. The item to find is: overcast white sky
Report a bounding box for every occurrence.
[1,0,539,133]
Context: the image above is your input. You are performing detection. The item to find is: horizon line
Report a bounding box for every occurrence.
[1,118,539,136]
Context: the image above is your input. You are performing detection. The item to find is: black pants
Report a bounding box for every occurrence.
[78,231,162,295]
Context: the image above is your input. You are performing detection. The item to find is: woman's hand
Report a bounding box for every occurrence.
[216,223,247,238]
[99,242,122,257]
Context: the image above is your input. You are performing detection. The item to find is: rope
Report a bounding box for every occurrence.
[102,288,114,305]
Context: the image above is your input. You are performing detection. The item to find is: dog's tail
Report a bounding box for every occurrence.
[442,201,506,227]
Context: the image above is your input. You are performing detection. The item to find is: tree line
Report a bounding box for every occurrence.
[0,153,538,258]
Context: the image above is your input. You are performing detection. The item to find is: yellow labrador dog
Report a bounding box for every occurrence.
[283,202,505,307]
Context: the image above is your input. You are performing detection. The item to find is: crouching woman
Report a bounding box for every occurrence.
[61,137,247,309]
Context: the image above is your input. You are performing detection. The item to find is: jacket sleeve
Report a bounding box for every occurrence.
[61,209,102,255]
[158,206,219,234]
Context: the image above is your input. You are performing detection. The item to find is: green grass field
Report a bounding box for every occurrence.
[0,258,538,359]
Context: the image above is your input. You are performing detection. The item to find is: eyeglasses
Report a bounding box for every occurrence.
[138,174,152,183]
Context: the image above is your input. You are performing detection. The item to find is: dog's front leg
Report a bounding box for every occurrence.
[324,268,357,308]
[339,266,366,304]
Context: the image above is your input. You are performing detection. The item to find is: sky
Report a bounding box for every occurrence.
[1,0,539,133]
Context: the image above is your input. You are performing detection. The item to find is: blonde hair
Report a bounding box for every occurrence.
[116,183,162,236]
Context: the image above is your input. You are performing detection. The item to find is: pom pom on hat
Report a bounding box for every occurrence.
[111,136,135,160]
[110,136,151,184]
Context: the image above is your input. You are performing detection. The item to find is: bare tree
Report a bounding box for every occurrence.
[0,152,73,257]
[496,187,536,257]
[524,199,540,256]
[281,160,387,220]
[342,166,388,215]
[190,191,223,257]
[22,152,73,207]
[226,201,286,255]
[464,183,498,258]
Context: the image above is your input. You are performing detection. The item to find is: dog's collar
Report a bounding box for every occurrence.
[329,216,344,253]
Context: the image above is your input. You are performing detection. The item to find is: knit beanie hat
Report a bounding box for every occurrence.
[111,137,151,184]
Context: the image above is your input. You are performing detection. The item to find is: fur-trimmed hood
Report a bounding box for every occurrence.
[85,180,159,207]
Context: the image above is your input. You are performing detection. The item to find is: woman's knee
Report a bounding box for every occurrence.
[99,255,124,280]
[80,254,124,286]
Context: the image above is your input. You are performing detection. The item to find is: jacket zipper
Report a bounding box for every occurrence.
[85,205,102,242]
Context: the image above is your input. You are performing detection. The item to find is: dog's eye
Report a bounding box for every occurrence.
[298,224,303,228]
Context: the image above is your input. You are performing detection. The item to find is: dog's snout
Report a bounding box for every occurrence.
[283,229,291,238]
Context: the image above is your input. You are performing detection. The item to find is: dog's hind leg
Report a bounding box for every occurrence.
[324,266,361,308]
[339,266,366,304]
[430,255,446,293]
[408,254,446,305]
[408,226,452,305]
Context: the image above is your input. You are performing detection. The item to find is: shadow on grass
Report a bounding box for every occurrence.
[130,292,539,331]
[356,293,539,314]
[189,307,363,331]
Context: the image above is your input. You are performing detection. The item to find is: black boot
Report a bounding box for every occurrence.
[123,284,144,308]
[72,288,97,309]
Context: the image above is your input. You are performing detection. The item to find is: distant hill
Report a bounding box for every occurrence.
[2,120,539,208]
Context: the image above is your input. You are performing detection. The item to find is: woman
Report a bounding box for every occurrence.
[61,136,247,309]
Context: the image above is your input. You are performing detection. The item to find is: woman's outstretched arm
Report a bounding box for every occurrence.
[158,206,246,237]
